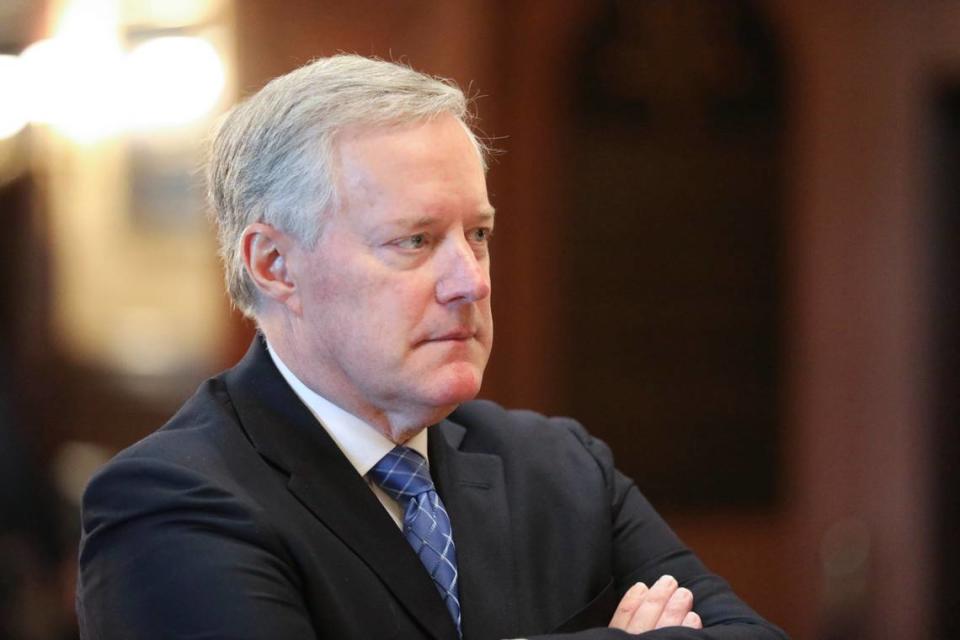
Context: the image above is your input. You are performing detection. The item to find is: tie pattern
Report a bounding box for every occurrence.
[369,446,462,636]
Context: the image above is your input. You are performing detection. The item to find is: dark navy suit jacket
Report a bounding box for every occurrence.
[77,338,787,639]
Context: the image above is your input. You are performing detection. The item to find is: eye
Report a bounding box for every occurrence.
[393,233,428,250]
[469,227,493,244]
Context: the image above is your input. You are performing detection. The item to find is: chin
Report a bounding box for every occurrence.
[424,363,485,408]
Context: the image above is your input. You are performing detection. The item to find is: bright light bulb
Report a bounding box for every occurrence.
[125,36,226,129]
[56,0,121,43]
[0,55,29,139]
[124,0,219,28]
[20,35,125,143]
[20,39,66,125]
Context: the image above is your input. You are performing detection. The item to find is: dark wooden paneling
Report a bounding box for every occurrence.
[931,86,960,640]
[560,1,785,507]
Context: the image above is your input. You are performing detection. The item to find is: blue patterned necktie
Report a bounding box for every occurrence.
[369,446,462,636]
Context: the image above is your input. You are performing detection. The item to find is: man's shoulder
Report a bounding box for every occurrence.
[449,399,594,445]
[445,399,614,477]
[82,374,254,510]
[111,376,240,466]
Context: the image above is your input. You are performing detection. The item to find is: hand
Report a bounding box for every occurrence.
[608,575,702,634]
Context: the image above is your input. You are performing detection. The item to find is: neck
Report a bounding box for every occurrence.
[259,318,447,444]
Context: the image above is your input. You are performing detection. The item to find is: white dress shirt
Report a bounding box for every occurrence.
[266,342,428,529]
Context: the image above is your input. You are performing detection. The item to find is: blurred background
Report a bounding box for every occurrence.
[0,1,956,639]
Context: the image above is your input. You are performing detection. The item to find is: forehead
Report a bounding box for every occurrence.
[333,114,490,218]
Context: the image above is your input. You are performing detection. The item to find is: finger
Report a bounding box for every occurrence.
[625,574,678,633]
[608,582,648,630]
[654,587,694,629]
[682,611,702,629]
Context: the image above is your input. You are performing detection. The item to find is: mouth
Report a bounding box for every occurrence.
[422,328,476,343]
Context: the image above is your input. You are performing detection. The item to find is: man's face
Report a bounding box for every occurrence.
[286,113,494,439]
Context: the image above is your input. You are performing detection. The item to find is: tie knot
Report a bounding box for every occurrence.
[369,446,434,504]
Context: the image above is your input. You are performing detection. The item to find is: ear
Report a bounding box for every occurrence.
[240,222,300,313]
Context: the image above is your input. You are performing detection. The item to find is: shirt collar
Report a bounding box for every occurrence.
[266,341,429,476]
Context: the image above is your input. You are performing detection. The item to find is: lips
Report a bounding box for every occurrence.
[430,328,477,342]
[423,328,476,342]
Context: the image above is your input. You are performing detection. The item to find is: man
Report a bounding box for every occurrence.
[77,55,787,639]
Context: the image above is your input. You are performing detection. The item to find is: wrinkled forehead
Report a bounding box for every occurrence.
[331,115,489,209]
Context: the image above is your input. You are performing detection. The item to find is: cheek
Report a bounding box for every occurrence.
[349,281,429,349]
[479,298,494,334]
[376,274,436,318]
[309,252,438,347]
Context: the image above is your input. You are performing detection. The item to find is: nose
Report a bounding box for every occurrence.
[435,237,491,305]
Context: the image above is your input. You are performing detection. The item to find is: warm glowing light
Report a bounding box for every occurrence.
[20,36,126,143]
[56,0,121,43]
[19,39,66,125]
[125,37,226,129]
[46,0,125,141]
[14,0,227,142]
[125,0,222,28]
[0,55,29,139]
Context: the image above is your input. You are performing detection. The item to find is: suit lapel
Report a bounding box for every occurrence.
[224,338,459,640]
[430,421,519,640]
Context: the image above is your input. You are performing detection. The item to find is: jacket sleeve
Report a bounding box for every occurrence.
[77,456,317,640]
[528,421,789,640]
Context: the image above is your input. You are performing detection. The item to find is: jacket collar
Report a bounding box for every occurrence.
[224,337,460,640]
[430,421,520,639]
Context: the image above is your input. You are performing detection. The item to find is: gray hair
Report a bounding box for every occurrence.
[206,54,486,318]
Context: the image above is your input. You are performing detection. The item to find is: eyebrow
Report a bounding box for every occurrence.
[386,208,496,230]
[474,207,496,224]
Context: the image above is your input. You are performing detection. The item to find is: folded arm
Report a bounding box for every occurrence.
[524,420,789,640]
